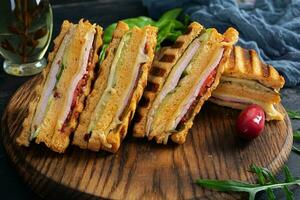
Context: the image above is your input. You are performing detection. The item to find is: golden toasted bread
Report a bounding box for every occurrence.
[170,28,239,144]
[49,22,103,153]
[16,20,73,147]
[224,46,285,90]
[73,22,129,150]
[17,20,103,153]
[134,21,238,144]
[73,21,157,153]
[210,96,284,121]
[133,22,203,138]
[211,46,285,121]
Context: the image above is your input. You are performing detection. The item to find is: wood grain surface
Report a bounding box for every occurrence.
[1,76,293,200]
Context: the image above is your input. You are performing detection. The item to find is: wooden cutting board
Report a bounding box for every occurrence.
[1,75,293,200]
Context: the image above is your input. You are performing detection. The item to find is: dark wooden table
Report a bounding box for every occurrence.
[0,0,299,199]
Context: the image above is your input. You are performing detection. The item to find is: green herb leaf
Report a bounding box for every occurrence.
[283,165,295,182]
[156,8,182,26]
[56,64,65,83]
[287,110,300,120]
[292,145,300,155]
[196,164,300,200]
[99,8,189,63]
[282,165,295,200]
[29,127,40,141]
[250,164,276,200]
[294,130,300,141]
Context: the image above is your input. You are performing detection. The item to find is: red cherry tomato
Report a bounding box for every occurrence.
[236,104,265,140]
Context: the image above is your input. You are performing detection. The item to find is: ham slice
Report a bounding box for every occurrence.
[57,28,96,129]
[31,26,75,133]
[145,38,201,135]
[171,49,224,130]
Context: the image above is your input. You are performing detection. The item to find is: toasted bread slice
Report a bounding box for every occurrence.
[133,22,203,138]
[215,77,281,104]
[49,22,103,153]
[210,96,283,121]
[73,21,157,153]
[73,22,130,150]
[16,20,73,147]
[211,46,285,121]
[170,28,239,144]
[137,22,238,144]
[17,20,103,153]
[224,46,285,90]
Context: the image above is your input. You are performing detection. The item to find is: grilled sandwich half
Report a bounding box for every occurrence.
[16,20,103,153]
[133,22,239,144]
[210,46,285,120]
[73,21,157,153]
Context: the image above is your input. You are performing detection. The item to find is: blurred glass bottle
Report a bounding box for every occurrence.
[0,0,53,76]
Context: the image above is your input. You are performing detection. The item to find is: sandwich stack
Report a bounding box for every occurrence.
[73,21,157,152]
[210,46,285,121]
[133,22,239,144]
[17,20,103,153]
[16,18,285,154]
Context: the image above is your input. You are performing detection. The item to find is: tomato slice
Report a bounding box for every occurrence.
[179,69,217,125]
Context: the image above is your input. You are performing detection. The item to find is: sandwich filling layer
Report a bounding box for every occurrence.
[87,30,148,148]
[145,38,201,134]
[210,94,283,120]
[30,25,96,139]
[172,49,223,131]
[30,26,76,139]
[211,75,283,120]
[58,27,96,131]
[221,76,277,93]
[147,29,225,142]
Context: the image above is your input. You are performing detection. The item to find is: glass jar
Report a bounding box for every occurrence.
[0,0,53,76]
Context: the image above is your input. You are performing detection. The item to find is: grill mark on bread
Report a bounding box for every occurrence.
[242,48,252,74]
[139,96,150,107]
[133,22,204,138]
[134,112,142,123]
[119,126,126,138]
[249,49,255,74]
[172,41,184,49]
[228,46,235,70]
[150,66,166,77]
[185,26,193,34]
[145,81,159,92]
[159,54,175,62]
[262,63,270,78]
[223,46,284,90]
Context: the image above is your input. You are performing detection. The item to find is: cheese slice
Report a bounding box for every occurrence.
[210,94,284,120]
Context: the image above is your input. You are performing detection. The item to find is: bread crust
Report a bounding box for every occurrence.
[209,97,284,121]
[133,22,203,138]
[103,25,157,153]
[171,28,238,144]
[137,26,238,144]
[213,79,281,104]
[73,22,158,153]
[49,21,103,153]
[16,20,72,147]
[73,22,130,151]
[224,46,285,90]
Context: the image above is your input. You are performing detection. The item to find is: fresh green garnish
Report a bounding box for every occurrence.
[29,127,40,141]
[294,130,300,141]
[99,8,189,63]
[55,64,65,85]
[287,110,300,120]
[196,164,300,200]
[292,146,300,155]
